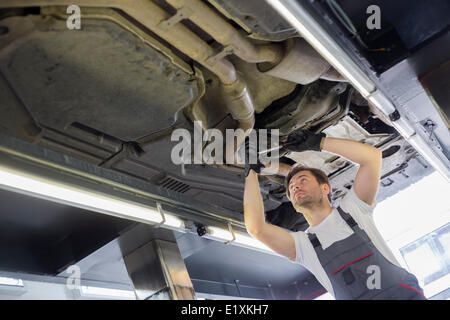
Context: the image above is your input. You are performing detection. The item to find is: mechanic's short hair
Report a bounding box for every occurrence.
[285,165,332,202]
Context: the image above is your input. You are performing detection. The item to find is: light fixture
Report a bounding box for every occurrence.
[0,276,24,287]
[0,164,185,227]
[366,91,396,115]
[207,225,275,254]
[163,214,185,229]
[0,162,279,255]
[80,286,136,299]
[207,226,234,242]
[234,232,273,252]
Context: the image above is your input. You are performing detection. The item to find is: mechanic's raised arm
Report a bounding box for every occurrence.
[243,170,266,234]
[241,136,295,261]
[321,137,382,206]
[244,170,296,261]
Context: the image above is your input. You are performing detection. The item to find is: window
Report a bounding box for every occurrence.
[400,223,450,286]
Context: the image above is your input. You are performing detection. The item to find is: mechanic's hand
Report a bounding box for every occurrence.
[239,137,265,177]
[284,130,326,152]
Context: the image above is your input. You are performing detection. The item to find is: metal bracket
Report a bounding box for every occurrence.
[206,45,234,66]
[389,109,401,122]
[157,7,193,32]
[422,119,437,139]
[234,279,242,297]
[268,284,276,299]
[224,222,236,245]
[399,169,410,179]
[420,119,444,151]
[152,202,166,228]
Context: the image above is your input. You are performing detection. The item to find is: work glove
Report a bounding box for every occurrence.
[283,130,326,152]
[239,136,265,177]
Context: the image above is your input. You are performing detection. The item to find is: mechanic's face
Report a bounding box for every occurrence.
[288,171,327,209]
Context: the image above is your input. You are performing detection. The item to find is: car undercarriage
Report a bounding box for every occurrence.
[0,0,448,299]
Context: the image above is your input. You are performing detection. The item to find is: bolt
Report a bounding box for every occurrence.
[196,224,207,237]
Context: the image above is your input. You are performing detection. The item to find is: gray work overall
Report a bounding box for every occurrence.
[307,206,426,300]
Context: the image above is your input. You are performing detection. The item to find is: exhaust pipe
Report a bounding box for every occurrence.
[165,0,284,66]
[165,0,344,83]
[257,38,346,84]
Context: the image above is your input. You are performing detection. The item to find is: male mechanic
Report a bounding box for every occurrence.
[242,130,426,300]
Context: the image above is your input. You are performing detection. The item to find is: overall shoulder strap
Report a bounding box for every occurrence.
[308,207,358,248]
[336,206,358,229]
[307,232,321,248]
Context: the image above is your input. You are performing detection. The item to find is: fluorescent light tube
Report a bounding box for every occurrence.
[207,226,234,242]
[233,232,273,252]
[0,165,164,225]
[367,91,396,115]
[0,164,189,229]
[163,214,185,229]
[0,164,282,254]
[81,286,136,299]
[207,226,275,253]
[0,276,24,287]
